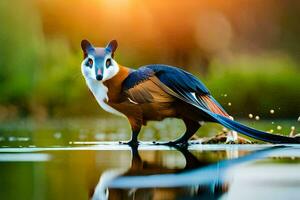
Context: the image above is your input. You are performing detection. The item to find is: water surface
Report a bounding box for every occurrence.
[1,144,300,200]
[0,119,299,200]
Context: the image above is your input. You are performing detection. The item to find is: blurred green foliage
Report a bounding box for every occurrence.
[206,55,300,118]
[0,0,299,120]
[0,1,41,104]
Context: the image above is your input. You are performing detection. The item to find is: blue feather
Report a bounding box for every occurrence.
[146,64,210,94]
[122,67,154,90]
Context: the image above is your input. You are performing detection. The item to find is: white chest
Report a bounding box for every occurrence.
[85,79,125,117]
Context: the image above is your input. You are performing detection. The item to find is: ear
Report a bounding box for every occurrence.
[105,40,118,57]
[81,39,93,58]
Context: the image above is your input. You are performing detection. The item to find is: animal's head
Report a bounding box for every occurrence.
[81,39,119,82]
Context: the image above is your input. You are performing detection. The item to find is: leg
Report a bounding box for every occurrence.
[156,118,200,146]
[173,118,201,144]
[119,117,141,146]
[127,129,141,146]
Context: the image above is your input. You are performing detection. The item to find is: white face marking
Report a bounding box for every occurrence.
[102,55,120,82]
[81,58,124,117]
[81,56,96,80]
[81,55,120,82]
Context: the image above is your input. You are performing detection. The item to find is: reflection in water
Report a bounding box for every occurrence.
[92,145,287,200]
[0,144,299,199]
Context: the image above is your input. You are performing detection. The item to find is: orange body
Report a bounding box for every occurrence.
[103,65,178,130]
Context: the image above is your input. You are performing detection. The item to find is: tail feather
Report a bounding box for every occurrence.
[210,112,300,144]
[200,95,230,118]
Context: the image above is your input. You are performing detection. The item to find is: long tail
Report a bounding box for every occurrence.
[208,111,300,144]
[197,94,300,144]
[165,87,299,144]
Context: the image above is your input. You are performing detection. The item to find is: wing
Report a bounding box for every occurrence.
[122,68,175,104]
[146,64,229,117]
[122,65,229,117]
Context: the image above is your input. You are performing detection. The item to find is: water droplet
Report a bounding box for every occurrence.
[270,109,275,114]
[228,102,232,106]
[248,114,253,119]
[255,116,260,120]
[277,125,282,130]
[224,94,227,97]
[269,129,274,133]
[271,121,274,124]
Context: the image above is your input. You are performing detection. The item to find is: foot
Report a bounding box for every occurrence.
[119,140,139,146]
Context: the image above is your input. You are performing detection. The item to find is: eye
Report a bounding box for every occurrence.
[86,58,93,68]
[106,59,111,68]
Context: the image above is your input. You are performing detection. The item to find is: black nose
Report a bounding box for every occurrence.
[96,75,103,81]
